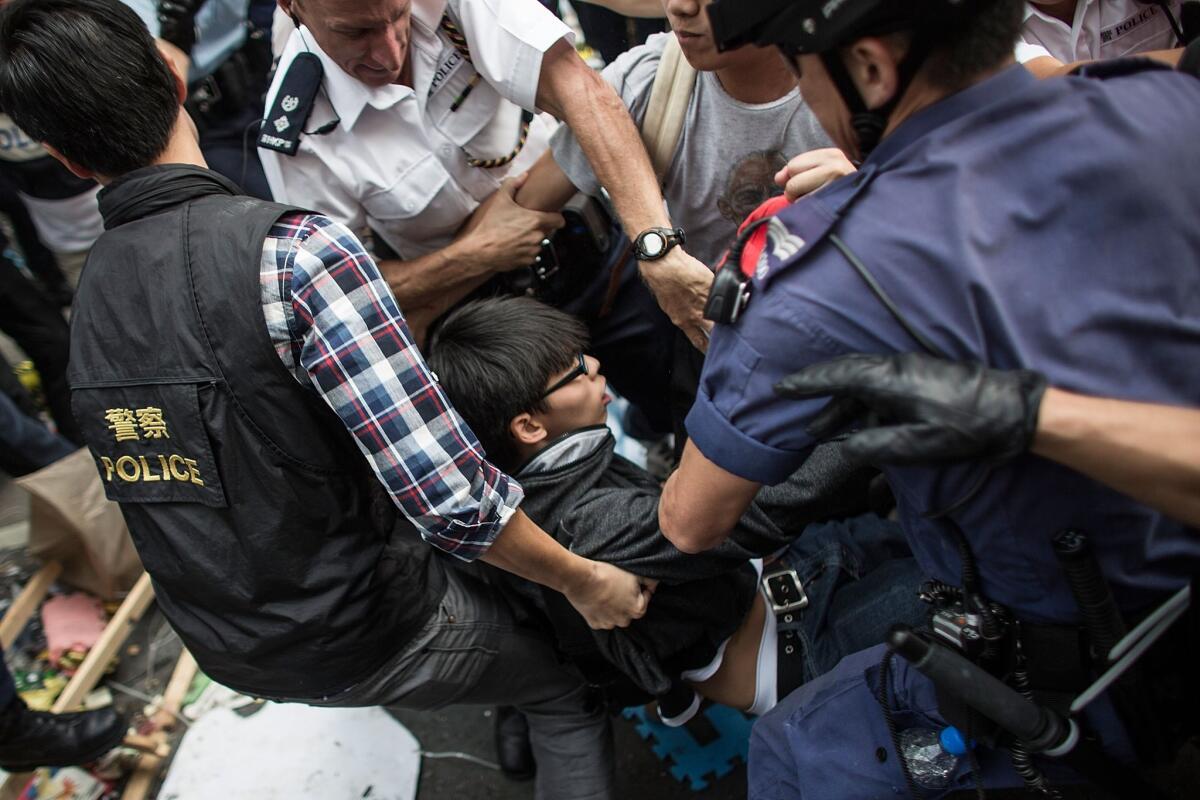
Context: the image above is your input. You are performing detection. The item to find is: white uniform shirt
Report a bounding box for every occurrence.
[260,0,571,260]
[1016,0,1181,63]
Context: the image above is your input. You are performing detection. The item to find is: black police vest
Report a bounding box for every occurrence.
[68,165,445,699]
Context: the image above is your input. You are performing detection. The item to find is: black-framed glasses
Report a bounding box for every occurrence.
[540,353,588,399]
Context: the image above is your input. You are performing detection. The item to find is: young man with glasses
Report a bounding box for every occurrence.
[426,296,927,727]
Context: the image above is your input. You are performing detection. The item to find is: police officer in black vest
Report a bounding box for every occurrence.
[0,2,649,797]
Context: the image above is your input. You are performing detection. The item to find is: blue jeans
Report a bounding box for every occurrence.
[0,389,75,476]
[779,514,928,684]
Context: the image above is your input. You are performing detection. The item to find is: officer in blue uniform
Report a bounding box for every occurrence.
[654,0,1200,797]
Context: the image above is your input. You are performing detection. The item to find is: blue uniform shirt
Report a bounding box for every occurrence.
[688,63,1200,623]
[123,0,251,82]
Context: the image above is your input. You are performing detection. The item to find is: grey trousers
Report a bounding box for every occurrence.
[309,567,614,800]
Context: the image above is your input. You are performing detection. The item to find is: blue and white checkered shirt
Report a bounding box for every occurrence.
[258,211,522,560]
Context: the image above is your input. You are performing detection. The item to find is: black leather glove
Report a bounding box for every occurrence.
[157,0,201,55]
[775,353,1048,466]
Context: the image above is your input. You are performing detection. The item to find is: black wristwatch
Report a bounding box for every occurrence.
[633,226,686,261]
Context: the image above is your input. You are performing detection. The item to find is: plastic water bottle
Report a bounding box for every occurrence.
[899,727,965,788]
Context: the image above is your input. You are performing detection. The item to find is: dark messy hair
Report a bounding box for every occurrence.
[0,0,179,177]
[923,0,1025,90]
[426,297,589,472]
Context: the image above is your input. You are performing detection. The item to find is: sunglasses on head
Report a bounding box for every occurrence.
[540,353,588,399]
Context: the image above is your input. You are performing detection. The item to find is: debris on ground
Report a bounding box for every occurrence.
[18,765,113,800]
[1,548,180,799]
[42,593,108,665]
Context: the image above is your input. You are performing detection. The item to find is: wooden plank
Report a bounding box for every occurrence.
[121,647,198,800]
[151,649,197,731]
[52,571,155,713]
[0,560,61,649]
[0,571,154,799]
[123,734,171,759]
[119,754,161,800]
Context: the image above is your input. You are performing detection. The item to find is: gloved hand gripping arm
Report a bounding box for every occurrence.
[776,353,1200,527]
[776,352,1046,466]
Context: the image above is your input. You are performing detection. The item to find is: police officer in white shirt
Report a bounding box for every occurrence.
[260,0,715,355]
[1018,0,1188,76]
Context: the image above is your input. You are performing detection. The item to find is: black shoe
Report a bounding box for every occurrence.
[493,705,535,781]
[0,697,126,772]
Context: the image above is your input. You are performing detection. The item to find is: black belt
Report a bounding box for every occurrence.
[762,560,810,699]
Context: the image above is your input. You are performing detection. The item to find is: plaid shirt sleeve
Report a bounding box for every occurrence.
[259,211,523,560]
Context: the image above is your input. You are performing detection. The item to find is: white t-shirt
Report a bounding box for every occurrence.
[1016,0,1181,64]
[259,0,572,260]
[17,189,104,254]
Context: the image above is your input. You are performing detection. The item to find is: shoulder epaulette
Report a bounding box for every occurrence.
[258,52,325,156]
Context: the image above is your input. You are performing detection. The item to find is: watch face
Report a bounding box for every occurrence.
[642,232,665,257]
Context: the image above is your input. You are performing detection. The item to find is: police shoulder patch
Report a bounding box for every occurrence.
[257,52,325,156]
[755,200,840,289]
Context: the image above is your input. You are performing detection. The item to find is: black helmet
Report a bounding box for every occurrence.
[707,0,973,55]
[707,0,986,159]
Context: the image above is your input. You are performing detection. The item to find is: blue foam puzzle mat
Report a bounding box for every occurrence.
[622,704,754,791]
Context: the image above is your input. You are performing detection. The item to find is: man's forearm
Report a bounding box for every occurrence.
[532,40,716,350]
[481,508,651,629]
[480,508,593,595]
[1025,48,1183,79]
[659,441,762,553]
[378,240,489,313]
[377,237,499,346]
[1033,388,1200,527]
[515,149,580,214]
[533,41,671,238]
